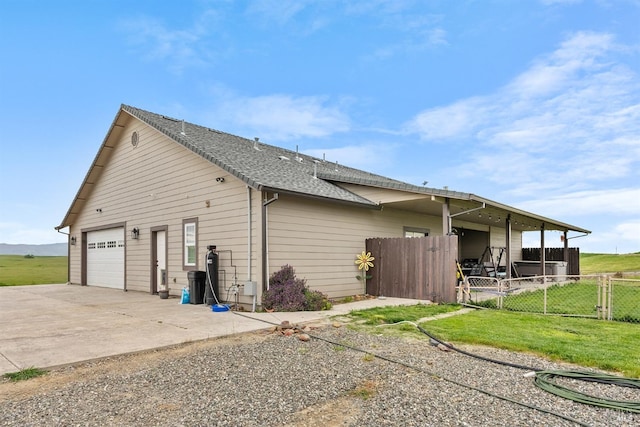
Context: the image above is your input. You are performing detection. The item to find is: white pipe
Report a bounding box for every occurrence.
[449,202,486,219]
[262,193,279,292]
[205,249,221,305]
[247,186,256,312]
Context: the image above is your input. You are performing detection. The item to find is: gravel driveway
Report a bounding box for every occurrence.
[0,323,637,427]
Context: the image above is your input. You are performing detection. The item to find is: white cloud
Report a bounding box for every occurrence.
[521,218,640,254]
[208,93,351,141]
[0,221,66,245]
[540,0,583,5]
[406,97,489,140]
[516,188,640,217]
[406,31,640,196]
[304,142,398,171]
[507,32,614,99]
[119,10,221,73]
[579,220,640,254]
[246,0,312,25]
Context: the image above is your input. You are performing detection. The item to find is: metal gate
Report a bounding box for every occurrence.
[460,274,640,323]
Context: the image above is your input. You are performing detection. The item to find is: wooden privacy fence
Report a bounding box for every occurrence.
[522,247,581,275]
[365,236,458,303]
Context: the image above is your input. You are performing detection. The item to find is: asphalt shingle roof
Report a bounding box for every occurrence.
[123,104,432,207]
[55,104,591,234]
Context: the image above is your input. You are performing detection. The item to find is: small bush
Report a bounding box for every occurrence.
[305,289,332,311]
[262,265,331,312]
[4,367,47,382]
[263,265,307,311]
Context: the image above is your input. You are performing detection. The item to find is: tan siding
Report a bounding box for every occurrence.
[68,239,81,284]
[510,231,523,262]
[489,226,507,248]
[67,115,524,304]
[266,195,441,298]
[69,120,258,304]
[452,219,490,232]
[488,226,523,264]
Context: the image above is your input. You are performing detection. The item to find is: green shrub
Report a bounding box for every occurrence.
[305,289,332,311]
[262,265,331,312]
[4,367,47,381]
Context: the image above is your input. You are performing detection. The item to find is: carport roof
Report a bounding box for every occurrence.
[56,104,591,235]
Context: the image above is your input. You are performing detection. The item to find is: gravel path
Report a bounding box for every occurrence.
[0,323,637,427]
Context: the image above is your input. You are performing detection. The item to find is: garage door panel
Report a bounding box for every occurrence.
[87,228,124,289]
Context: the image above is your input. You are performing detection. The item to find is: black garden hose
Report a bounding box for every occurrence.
[412,322,640,414]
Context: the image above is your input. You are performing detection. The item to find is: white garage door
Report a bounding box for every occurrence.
[87,228,125,289]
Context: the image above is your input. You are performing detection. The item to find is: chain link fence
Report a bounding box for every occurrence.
[609,277,640,323]
[458,274,640,324]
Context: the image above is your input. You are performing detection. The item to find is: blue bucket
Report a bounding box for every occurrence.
[212,304,230,312]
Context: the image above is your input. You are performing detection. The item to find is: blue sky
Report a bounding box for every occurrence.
[0,0,638,253]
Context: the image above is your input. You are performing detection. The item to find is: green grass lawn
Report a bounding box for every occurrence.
[0,255,68,286]
[581,252,640,275]
[345,304,640,378]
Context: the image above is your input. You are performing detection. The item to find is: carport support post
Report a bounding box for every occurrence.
[442,198,451,235]
[505,215,512,279]
[540,223,546,277]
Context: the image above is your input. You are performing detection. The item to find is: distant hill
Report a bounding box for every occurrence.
[0,243,67,256]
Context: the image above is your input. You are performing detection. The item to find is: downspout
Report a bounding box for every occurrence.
[247,186,255,311]
[565,231,589,275]
[261,192,279,293]
[505,215,512,279]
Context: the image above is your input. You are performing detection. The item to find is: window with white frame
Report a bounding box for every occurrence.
[404,227,429,237]
[183,218,198,269]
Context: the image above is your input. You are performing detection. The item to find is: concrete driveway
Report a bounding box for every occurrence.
[0,284,428,376]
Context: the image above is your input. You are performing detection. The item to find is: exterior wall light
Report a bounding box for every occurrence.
[131,227,140,240]
[70,236,77,245]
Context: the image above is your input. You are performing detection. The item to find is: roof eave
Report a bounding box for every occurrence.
[56,105,129,230]
[260,186,381,210]
[467,194,591,234]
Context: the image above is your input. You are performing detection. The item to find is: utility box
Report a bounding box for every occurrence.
[243,281,257,296]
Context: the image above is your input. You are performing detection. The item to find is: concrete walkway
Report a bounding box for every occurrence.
[0,284,432,376]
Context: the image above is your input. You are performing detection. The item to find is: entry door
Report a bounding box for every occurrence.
[156,230,167,292]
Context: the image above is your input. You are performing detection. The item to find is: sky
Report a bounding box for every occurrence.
[0,0,639,254]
